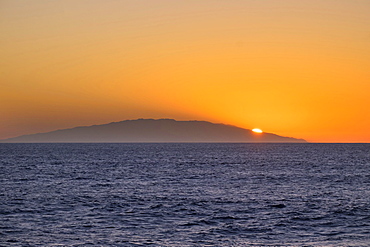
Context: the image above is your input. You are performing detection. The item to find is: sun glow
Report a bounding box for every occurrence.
[252,128,263,133]
[0,1,369,142]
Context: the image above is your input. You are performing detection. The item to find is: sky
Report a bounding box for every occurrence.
[1,0,369,142]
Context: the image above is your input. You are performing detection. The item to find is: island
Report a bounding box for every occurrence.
[0,119,307,143]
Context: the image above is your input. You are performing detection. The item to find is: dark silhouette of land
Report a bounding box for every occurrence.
[0,119,307,143]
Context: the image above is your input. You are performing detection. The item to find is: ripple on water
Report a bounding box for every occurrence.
[0,143,369,246]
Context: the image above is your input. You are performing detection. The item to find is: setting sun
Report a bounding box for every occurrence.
[252,128,263,133]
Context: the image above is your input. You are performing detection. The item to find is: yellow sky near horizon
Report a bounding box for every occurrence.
[1,0,370,142]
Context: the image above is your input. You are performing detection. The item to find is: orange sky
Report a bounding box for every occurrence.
[1,0,369,142]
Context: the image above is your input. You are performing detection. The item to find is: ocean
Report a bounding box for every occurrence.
[0,143,369,246]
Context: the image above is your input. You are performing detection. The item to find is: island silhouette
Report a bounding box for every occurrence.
[1,119,306,143]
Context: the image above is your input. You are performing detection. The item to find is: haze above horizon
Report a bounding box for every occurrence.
[1,0,369,142]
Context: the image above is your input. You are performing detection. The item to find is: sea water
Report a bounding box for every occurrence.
[0,143,369,246]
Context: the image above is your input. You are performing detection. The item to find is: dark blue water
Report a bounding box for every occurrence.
[1,143,369,246]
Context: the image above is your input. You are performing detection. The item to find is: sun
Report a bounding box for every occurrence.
[252,128,263,133]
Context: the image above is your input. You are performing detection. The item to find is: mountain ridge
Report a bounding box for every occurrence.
[0,119,307,143]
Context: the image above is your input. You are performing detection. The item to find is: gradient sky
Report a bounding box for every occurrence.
[1,0,369,142]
